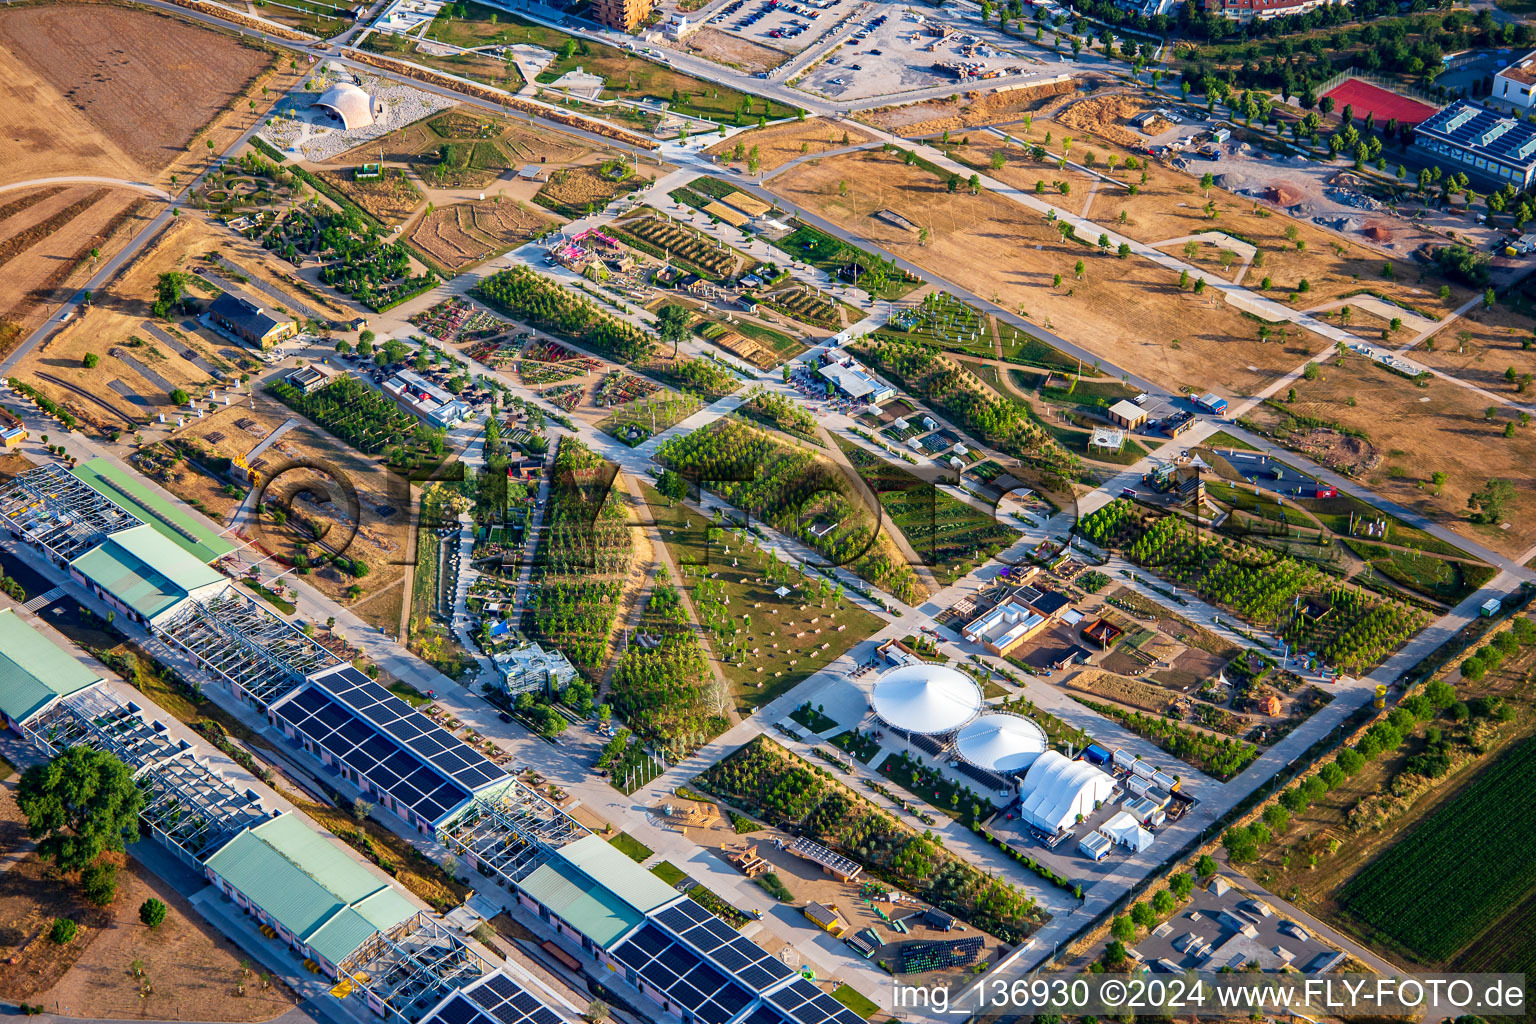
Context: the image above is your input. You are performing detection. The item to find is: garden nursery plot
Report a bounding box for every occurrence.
[696,735,1046,944]
[654,418,925,605]
[1078,500,1427,673]
[251,205,436,311]
[839,441,1019,584]
[616,213,747,281]
[524,437,634,677]
[473,266,653,364]
[642,481,883,708]
[409,199,555,273]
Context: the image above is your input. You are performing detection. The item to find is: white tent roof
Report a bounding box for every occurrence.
[1017,751,1116,834]
[955,713,1048,774]
[312,82,374,130]
[869,664,982,735]
[1102,811,1154,852]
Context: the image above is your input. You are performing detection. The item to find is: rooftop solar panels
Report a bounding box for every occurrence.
[271,666,507,824]
[1419,99,1536,167]
[652,899,795,991]
[766,979,868,1024]
[422,972,570,1024]
[611,922,757,1024]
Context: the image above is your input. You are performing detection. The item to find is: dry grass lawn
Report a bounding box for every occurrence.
[858,78,1077,137]
[768,149,1318,396]
[1016,100,1475,318]
[1412,304,1536,396]
[708,118,874,173]
[1256,351,1536,558]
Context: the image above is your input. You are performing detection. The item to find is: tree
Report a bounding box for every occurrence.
[1170,872,1194,900]
[81,861,118,906]
[1196,853,1218,878]
[1152,889,1176,916]
[170,388,190,406]
[1431,470,1448,495]
[50,918,77,944]
[1468,478,1515,524]
[655,303,691,357]
[151,272,190,319]
[140,897,168,928]
[17,747,143,874]
[657,468,687,501]
[1110,914,1136,941]
[1130,901,1156,928]
[82,353,99,369]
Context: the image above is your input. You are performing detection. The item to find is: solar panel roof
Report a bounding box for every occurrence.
[766,979,867,1024]
[650,899,796,993]
[1419,100,1536,165]
[611,922,756,1024]
[271,666,507,824]
[422,972,569,1024]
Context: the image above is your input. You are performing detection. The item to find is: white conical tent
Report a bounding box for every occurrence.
[869,664,983,736]
[1017,751,1116,833]
[955,713,1048,774]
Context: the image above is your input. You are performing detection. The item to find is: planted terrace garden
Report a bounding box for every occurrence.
[474,266,654,364]
[268,375,444,464]
[524,437,633,675]
[696,736,1045,943]
[1078,500,1426,673]
[609,570,728,759]
[257,206,435,311]
[654,419,923,605]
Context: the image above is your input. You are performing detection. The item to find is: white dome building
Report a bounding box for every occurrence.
[1017,750,1116,834]
[869,664,982,736]
[955,713,1048,775]
[312,82,375,131]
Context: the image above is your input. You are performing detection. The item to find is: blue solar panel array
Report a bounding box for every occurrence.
[425,973,566,1024]
[611,922,756,1024]
[653,900,796,992]
[766,978,867,1024]
[1418,99,1536,166]
[272,666,506,824]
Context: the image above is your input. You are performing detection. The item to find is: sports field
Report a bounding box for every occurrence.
[1321,78,1439,126]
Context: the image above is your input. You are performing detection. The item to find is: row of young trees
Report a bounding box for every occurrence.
[474,266,653,364]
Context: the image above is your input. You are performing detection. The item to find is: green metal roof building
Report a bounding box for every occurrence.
[0,608,101,726]
[203,813,418,973]
[70,524,226,626]
[71,457,235,564]
[517,834,681,950]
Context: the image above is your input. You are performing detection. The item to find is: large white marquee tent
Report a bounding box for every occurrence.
[1017,751,1116,833]
[954,713,1048,775]
[869,664,982,736]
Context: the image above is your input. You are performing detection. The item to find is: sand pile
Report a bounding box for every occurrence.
[1266,183,1306,206]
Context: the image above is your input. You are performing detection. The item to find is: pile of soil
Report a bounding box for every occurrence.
[863,79,1075,137]
[1056,92,1157,149]
[1361,222,1393,243]
[1266,183,1306,206]
[1295,428,1381,475]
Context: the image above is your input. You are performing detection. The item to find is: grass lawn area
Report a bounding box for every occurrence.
[770,223,918,300]
[1203,429,1259,451]
[358,31,525,91]
[830,729,882,763]
[253,0,351,36]
[839,441,1019,584]
[387,680,431,707]
[241,578,296,615]
[1354,544,1498,605]
[1207,481,1316,527]
[425,2,796,122]
[1044,423,1149,466]
[790,701,839,734]
[651,860,687,886]
[998,325,1080,372]
[879,754,996,826]
[640,482,884,710]
[830,984,879,1020]
[609,832,654,863]
[1297,492,1475,559]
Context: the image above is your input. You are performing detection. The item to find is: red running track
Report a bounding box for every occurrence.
[1321,78,1440,126]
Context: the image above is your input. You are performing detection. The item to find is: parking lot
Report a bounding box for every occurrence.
[699,0,863,54]
[794,8,1062,102]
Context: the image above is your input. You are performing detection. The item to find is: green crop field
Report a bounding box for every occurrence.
[1340,734,1536,962]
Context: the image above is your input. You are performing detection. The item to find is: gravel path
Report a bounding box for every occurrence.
[140,322,223,378]
[111,347,175,394]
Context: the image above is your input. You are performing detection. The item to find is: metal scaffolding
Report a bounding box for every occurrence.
[0,463,140,561]
[342,913,494,1024]
[159,587,340,706]
[138,752,271,863]
[436,778,589,887]
[26,686,271,863]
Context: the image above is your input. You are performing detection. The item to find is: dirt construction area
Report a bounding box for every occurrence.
[1056,93,1171,150]
[1014,97,1477,318]
[408,199,557,273]
[767,148,1320,396]
[12,217,272,435]
[1249,350,1536,559]
[0,3,282,186]
[707,118,875,173]
[857,78,1077,138]
[682,27,787,74]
